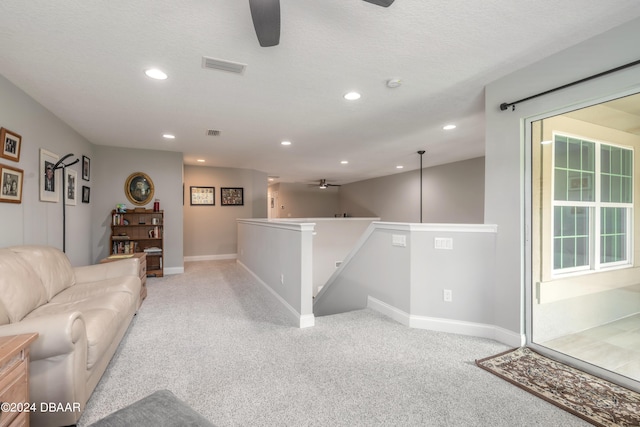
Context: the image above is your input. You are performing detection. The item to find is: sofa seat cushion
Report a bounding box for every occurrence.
[51,276,140,304]
[0,248,48,324]
[25,291,135,369]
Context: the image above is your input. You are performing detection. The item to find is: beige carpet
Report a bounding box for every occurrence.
[476,347,640,427]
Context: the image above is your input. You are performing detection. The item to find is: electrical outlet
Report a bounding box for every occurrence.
[443,289,452,302]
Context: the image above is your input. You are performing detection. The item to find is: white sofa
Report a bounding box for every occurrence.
[0,245,141,427]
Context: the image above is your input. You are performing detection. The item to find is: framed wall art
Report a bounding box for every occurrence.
[0,163,23,203]
[82,155,90,181]
[190,186,215,205]
[82,186,90,203]
[65,169,78,206]
[0,128,21,162]
[124,171,154,206]
[40,148,60,202]
[221,187,244,206]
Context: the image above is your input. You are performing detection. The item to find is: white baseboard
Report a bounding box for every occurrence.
[367,296,523,347]
[163,267,184,275]
[184,254,237,262]
[237,260,315,329]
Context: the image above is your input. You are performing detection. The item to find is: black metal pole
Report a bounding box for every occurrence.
[418,150,425,223]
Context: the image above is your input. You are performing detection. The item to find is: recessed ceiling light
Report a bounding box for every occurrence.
[443,124,456,130]
[162,134,175,139]
[281,141,292,146]
[396,165,404,169]
[386,78,402,88]
[196,159,205,163]
[145,68,168,80]
[344,91,361,101]
[341,160,349,164]
[268,177,274,182]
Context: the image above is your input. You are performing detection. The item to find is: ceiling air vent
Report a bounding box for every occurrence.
[202,56,246,74]
[207,129,221,136]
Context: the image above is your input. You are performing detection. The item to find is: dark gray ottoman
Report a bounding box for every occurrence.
[89,390,215,427]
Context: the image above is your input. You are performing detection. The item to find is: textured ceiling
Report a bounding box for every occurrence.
[0,1,639,184]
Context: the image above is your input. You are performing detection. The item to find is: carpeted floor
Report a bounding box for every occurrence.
[476,347,640,427]
[77,260,592,426]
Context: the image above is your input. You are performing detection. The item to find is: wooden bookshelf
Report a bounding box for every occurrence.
[110,209,163,277]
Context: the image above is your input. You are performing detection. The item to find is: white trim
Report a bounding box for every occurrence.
[163,267,184,275]
[367,296,523,347]
[184,254,237,262]
[373,222,498,233]
[237,260,315,328]
[366,296,410,326]
[236,218,315,232]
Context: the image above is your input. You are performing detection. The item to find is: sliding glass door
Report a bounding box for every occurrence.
[528,92,640,391]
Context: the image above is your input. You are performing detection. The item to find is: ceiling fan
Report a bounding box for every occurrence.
[248,0,395,47]
[317,179,341,189]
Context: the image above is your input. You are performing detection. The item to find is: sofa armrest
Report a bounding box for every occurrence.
[0,311,86,360]
[74,258,139,283]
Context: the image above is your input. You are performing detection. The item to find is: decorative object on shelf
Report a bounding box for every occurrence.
[125,172,154,206]
[190,186,215,205]
[221,187,244,206]
[82,185,90,203]
[65,169,78,206]
[40,148,60,202]
[82,155,90,181]
[0,127,21,162]
[0,163,23,203]
[116,203,127,213]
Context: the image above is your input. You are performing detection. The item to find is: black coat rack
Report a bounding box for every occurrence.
[52,153,79,252]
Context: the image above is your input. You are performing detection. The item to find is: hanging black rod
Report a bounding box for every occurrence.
[499,58,640,111]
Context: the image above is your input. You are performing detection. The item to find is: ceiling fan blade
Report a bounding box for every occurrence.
[362,0,395,6]
[248,0,280,47]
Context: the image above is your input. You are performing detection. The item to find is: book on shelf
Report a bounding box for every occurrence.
[144,246,162,254]
[112,235,130,241]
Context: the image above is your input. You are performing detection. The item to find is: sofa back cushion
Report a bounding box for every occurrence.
[10,245,76,301]
[0,248,48,323]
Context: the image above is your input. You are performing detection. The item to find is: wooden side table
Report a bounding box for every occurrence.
[100,252,148,306]
[0,333,38,427]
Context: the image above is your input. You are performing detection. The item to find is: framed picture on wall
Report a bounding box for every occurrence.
[40,148,60,203]
[221,187,244,206]
[65,169,77,206]
[82,185,90,203]
[0,164,23,203]
[0,128,21,162]
[190,186,215,205]
[82,155,90,181]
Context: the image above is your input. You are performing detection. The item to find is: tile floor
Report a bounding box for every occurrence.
[542,314,640,381]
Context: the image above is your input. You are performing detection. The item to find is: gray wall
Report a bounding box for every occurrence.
[484,17,640,335]
[339,157,485,223]
[183,165,267,258]
[269,182,340,218]
[91,145,184,271]
[0,74,94,266]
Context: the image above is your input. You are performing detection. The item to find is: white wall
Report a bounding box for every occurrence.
[91,145,184,272]
[484,17,640,336]
[0,74,94,266]
[339,157,485,223]
[268,182,340,219]
[183,165,267,259]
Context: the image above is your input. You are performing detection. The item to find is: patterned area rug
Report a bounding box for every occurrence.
[476,347,640,427]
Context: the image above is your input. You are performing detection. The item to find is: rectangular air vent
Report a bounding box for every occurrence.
[207,129,221,136]
[202,56,246,74]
